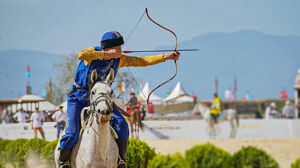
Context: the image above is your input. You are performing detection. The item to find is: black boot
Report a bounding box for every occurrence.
[57,148,72,168]
[116,139,128,168]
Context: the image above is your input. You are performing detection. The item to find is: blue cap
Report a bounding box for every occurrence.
[100,31,124,49]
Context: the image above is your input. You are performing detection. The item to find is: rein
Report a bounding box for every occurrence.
[80,92,114,135]
[91,92,114,122]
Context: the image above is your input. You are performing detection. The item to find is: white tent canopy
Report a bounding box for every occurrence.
[173,95,194,103]
[163,82,193,103]
[137,82,162,103]
[21,94,57,112]
[20,94,44,101]
[5,94,57,113]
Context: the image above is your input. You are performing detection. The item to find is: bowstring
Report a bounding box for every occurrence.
[122,10,148,104]
[125,11,146,43]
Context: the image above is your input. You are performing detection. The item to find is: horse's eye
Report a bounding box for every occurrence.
[91,91,95,95]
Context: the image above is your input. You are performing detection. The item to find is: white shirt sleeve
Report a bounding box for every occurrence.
[52,112,57,120]
[63,113,67,122]
[40,112,45,120]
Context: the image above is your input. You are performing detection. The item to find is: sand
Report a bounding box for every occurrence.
[145,138,300,168]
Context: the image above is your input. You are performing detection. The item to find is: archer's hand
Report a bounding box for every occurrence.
[163,51,180,61]
[103,47,122,60]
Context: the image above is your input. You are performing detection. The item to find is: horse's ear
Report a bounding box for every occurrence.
[91,69,98,83]
[106,68,114,85]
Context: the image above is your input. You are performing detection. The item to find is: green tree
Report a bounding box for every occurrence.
[113,69,141,98]
[15,138,48,168]
[45,78,54,103]
[148,153,187,168]
[232,146,279,168]
[53,53,78,105]
[41,139,59,168]
[291,157,300,168]
[52,53,141,104]
[126,138,156,168]
[185,143,233,168]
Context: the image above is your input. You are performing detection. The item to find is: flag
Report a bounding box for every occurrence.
[280,90,288,99]
[166,90,170,96]
[42,90,46,98]
[25,72,30,80]
[26,86,32,95]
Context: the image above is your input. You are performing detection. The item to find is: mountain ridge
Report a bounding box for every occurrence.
[1,30,300,100]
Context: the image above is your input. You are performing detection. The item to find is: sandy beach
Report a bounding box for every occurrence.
[145,138,300,168]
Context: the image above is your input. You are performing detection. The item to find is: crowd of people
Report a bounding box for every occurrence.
[0,105,67,139]
[0,96,298,141]
[265,100,296,119]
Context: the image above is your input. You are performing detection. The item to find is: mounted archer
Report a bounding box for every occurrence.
[56,30,180,168]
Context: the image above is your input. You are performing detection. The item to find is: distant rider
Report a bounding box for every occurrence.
[125,91,138,113]
[209,93,222,124]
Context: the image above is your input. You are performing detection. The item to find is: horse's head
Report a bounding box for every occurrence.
[89,69,115,124]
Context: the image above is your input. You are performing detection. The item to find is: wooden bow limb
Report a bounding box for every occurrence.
[145,8,178,104]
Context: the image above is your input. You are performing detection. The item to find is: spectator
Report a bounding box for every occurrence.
[296,101,300,118]
[13,108,29,123]
[282,100,294,119]
[52,105,67,138]
[255,110,263,119]
[1,109,10,124]
[43,110,53,122]
[265,102,279,119]
[140,105,146,120]
[30,107,45,139]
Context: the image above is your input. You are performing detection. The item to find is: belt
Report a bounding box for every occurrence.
[68,84,89,96]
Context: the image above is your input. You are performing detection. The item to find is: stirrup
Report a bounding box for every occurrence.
[117,159,126,167]
[59,160,70,168]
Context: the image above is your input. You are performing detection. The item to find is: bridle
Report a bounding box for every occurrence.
[80,83,114,131]
[90,92,114,124]
[91,92,114,115]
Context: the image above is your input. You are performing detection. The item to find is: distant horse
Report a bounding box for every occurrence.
[128,106,143,139]
[55,69,125,167]
[193,103,239,138]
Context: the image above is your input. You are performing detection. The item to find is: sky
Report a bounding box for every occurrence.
[1,0,300,99]
[1,0,300,54]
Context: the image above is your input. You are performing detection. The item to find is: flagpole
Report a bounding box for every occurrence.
[215,76,218,94]
[234,77,237,100]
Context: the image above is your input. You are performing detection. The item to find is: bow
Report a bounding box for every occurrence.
[145,8,178,104]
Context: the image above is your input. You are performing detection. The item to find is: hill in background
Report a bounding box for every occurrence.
[131,30,300,99]
[1,30,300,100]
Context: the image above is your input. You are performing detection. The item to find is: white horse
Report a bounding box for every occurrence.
[193,103,239,138]
[55,69,122,168]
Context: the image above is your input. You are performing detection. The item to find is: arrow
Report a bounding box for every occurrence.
[123,49,199,54]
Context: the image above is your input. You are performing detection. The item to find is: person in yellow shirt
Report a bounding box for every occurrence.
[210,93,222,124]
[57,31,180,168]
